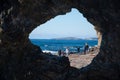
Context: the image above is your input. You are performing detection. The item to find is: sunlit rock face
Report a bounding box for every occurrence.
[0,0,120,80]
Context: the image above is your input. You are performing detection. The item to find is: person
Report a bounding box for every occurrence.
[77,47,80,53]
[61,50,65,56]
[65,47,69,57]
[58,49,62,56]
[84,43,89,54]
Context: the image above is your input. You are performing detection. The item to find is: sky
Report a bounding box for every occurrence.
[29,8,97,39]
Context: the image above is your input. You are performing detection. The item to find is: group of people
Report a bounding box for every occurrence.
[58,47,69,57]
[58,43,89,57]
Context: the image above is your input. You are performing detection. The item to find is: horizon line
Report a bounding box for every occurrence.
[29,36,98,39]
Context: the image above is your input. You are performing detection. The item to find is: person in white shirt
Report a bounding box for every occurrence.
[65,47,69,57]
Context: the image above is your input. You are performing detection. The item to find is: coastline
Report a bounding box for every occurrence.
[43,46,99,69]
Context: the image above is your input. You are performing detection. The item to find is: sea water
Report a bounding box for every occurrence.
[30,39,98,54]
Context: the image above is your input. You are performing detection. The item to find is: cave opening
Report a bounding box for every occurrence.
[1,0,120,79]
[29,8,99,69]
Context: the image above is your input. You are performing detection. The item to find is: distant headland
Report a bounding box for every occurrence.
[51,37,98,40]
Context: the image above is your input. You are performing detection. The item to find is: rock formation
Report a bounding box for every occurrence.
[96,31,102,47]
[0,0,120,80]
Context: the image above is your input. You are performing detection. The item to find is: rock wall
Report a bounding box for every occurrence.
[96,31,102,47]
[0,0,120,80]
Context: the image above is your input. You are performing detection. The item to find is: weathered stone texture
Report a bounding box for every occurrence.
[0,0,120,80]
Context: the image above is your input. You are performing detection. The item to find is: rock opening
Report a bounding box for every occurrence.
[29,8,99,69]
[0,0,120,80]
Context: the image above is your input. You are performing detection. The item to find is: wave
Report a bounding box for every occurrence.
[43,50,58,54]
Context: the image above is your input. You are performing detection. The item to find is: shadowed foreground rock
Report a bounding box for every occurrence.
[0,0,120,80]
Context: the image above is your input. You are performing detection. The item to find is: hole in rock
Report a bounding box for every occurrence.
[29,8,100,69]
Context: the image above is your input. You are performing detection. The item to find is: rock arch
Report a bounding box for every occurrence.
[0,0,120,80]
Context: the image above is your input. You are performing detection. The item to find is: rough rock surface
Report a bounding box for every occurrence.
[0,0,120,80]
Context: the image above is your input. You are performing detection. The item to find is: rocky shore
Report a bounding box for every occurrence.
[68,47,99,68]
[44,46,100,69]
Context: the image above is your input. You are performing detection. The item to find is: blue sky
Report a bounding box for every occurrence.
[29,8,97,39]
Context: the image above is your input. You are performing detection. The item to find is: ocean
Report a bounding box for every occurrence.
[30,39,98,54]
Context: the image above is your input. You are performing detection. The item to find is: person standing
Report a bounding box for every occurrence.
[84,43,89,54]
[58,49,62,56]
[77,47,80,53]
[65,47,69,57]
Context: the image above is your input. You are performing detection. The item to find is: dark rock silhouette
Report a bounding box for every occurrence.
[0,0,120,80]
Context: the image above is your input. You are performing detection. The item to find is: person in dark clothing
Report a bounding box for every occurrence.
[77,47,80,53]
[84,43,89,54]
[58,49,62,56]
